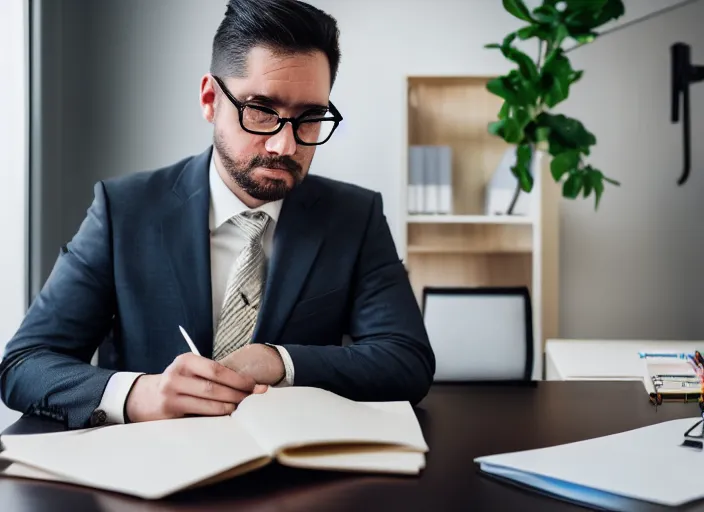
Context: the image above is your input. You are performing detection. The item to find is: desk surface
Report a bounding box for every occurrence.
[0,382,701,512]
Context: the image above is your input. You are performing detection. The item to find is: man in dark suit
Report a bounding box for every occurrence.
[0,0,434,430]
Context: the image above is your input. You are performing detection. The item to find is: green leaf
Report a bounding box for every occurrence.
[488,71,539,107]
[594,179,604,207]
[501,46,539,81]
[517,25,539,40]
[563,0,622,34]
[604,175,620,186]
[584,166,619,209]
[562,172,584,198]
[592,0,625,27]
[532,5,559,24]
[503,0,533,22]
[488,120,505,136]
[484,43,502,49]
[571,31,598,44]
[514,107,532,129]
[520,23,554,41]
[582,176,593,198]
[486,76,517,103]
[508,70,540,105]
[541,49,575,107]
[503,118,524,144]
[565,0,607,11]
[514,144,534,192]
[550,150,580,181]
[554,24,570,47]
[538,113,597,152]
[589,168,605,208]
[503,32,518,48]
[498,101,511,120]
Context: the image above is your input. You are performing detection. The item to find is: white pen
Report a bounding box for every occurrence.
[179,325,201,356]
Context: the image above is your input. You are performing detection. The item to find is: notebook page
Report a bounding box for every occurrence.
[475,418,704,507]
[233,387,428,455]
[0,415,270,499]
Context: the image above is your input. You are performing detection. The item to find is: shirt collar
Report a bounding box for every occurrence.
[208,155,284,231]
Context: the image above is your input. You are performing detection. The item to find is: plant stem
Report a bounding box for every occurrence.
[507,181,522,215]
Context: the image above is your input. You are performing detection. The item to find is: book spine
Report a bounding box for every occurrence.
[408,146,423,215]
[423,146,438,214]
[438,146,453,214]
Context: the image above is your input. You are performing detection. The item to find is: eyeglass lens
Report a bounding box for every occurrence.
[241,106,336,144]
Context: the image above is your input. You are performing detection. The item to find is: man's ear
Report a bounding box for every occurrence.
[200,74,217,123]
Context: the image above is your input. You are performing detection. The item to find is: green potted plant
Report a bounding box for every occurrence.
[485,0,625,209]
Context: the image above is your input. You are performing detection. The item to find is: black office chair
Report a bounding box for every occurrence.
[422,286,534,382]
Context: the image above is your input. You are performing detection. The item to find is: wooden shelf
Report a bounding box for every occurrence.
[402,75,560,377]
[407,246,532,254]
[407,76,507,216]
[408,223,533,254]
[407,215,533,225]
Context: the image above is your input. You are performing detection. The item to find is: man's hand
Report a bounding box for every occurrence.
[125,353,267,423]
[218,344,285,386]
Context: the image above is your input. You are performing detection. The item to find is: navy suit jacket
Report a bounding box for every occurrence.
[0,147,435,429]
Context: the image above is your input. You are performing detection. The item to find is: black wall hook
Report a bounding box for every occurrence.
[672,42,704,186]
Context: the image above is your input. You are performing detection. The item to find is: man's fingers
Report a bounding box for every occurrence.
[172,395,236,417]
[170,375,251,404]
[253,384,269,394]
[174,353,257,391]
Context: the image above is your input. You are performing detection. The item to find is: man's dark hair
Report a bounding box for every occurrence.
[210,0,341,88]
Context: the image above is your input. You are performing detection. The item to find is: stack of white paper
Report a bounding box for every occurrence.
[475,418,704,508]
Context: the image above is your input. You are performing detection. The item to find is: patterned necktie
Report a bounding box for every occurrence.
[212,210,271,361]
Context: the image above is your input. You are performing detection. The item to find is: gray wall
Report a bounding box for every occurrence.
[558,0,704,339]
[31,0,220,295]
[31,0,704,342]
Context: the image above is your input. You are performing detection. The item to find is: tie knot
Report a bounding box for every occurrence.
[230,210,270,244]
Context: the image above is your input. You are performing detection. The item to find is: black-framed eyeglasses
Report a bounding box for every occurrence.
[212,75,343,146]
[683,417,704,450]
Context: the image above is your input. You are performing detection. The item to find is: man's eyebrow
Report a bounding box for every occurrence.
[244,94,328,111]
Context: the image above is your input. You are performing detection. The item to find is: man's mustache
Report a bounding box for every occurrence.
[249,155,301,174]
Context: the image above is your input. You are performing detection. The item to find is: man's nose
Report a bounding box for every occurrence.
[265,122,297,156]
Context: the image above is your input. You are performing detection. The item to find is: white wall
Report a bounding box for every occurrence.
[0,0,28,429]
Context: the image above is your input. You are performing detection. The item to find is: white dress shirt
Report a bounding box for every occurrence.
[96,155,295,424]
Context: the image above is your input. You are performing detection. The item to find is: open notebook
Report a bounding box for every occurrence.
[0,386,428,499]
[475,418,704,509]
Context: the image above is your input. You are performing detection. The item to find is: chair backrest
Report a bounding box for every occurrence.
[422,286,533,382]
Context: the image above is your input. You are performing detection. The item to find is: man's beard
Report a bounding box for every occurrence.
[214,132,304,201]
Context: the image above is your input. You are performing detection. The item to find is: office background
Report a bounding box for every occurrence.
[0,0,702,428]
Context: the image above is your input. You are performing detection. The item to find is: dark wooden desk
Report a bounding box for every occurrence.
[0,381,701,511]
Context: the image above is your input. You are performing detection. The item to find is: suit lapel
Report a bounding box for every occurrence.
[253,178,326,345]
[161,148,214,358]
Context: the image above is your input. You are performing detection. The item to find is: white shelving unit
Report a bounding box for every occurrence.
[399,76,560,380]
[407,214,534,225]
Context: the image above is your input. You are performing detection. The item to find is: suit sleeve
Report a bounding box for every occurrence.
[283,192,436,405]
[0,182,118,429]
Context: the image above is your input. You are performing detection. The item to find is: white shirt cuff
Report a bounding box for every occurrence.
[269,345,294,387]
[96,372,145,424]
